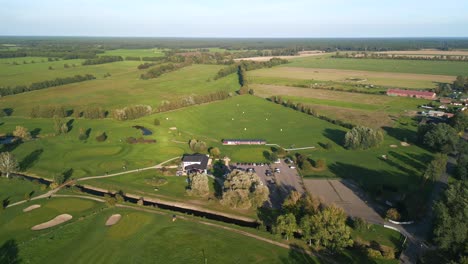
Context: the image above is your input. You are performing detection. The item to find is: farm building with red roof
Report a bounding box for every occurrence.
[387,89,436,100]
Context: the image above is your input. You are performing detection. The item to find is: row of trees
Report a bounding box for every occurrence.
[112,105,152,121]
[333,52,468,62]
[344,126,384,150]
[269,96,355,129]
[137,62,158,70]
[82,56,123,65]
[30,105,67,118]
[453,75,468,92]
[156,91,230,113]
[214,58,289,80]
[140,63,189,79]
[0,74,96,97]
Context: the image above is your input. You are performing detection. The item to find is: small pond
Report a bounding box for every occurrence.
[132,125,153,136]
[0,136,16,144]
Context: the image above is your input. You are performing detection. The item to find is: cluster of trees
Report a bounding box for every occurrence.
[273,192,354,252]
[453,75,468,92]
[53,118,69,135]
[294,153,327,173]
[418,123,459,153]
[333,52,468,62]
[220,170,269,209]
[76,107,107,119]
[430,180,468,263]
[269,96,355,129]
[112,105,152,121]
[30,106,67,118]
[214,58,289,80]
[137,62,157,70]
[0,74,96,97]
[189,139,207,153]
[422,153,448,185]
[156,91,230,113]
[140,63,189,79]
[82,56,123,65]
[13,126,32,140]
[186,173,210,197]
[344,126,384,150]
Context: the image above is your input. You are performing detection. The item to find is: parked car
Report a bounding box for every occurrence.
[289,165,296,169]
[274,168,280,173]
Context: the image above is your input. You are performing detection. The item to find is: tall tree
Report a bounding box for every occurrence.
[274,213,297,241]
[433,180,468,263]
[221,170,269,209]
[0,152,18,178]
[12,126,31,140]
[187,173,210,196]
[308,205,353,251]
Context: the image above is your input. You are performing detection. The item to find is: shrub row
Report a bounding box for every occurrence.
[156,91,230,113]
[0,74,96,97]
[82,56,123,65]
[269,96,355,129]
[140,63,190,79]
[112,105,152,121]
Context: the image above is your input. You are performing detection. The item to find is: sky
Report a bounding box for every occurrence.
[1,0,468,37]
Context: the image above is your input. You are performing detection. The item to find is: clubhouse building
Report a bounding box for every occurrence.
[181,153,209,174]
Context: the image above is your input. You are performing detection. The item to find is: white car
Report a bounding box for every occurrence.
[274,159,281,164]
[289,166,296,169]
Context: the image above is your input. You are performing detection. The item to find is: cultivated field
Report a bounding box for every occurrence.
[285,56,468,76]
[250,66,455,89]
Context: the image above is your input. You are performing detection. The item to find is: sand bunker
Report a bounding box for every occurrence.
[23,204,41,212]
[401,142,410,147]
[389,144,398,148]
[169,127,177,130]
[31,214,73,231]
[105,214,122,226]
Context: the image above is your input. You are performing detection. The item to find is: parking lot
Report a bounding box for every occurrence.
[231,160,304,208]
[304,179,383,224]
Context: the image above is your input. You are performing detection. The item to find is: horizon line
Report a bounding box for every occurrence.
[1,35,468,39]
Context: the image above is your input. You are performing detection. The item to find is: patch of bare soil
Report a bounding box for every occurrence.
[105,214,122,226]
[31,214,73,230]
[401,142,410,147]
[390,145,398,148]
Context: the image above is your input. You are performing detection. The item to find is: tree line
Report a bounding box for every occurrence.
[214,58,289,81]
[156,91,230,112]
[0,74,96,97]
[268,96,355,129]
[140,62,189,79]
[333,52,468,62]
[82,56,123,65]
[112,105,153,121]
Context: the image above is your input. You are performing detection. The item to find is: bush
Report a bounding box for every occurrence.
[344,126,384,150]
[104,194,116,207]
[154,118,161,126]
[386,208,401,221]
[352,217,368,231]
[366,248,383,259]
[378,244,395,259]
[96,132,107,142]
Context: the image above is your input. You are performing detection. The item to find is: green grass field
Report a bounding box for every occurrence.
[285,56,468,76]
[0,177,47,204]
[0,64,239,116]
[1,197,314,264]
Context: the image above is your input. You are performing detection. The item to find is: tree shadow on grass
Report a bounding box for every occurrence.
[0,239,21,264]
[30,128,41,138]
[382,126,417,144]
[388,151,426,172]
[66,119,74,132]
[85,128,92,139]
[0,140,23,153]
[323,129,346,147]
[2,197,10,209]
[280,244,320,264]
[20,149,43,171]
[2,108,13,116]
[62,168,74,182]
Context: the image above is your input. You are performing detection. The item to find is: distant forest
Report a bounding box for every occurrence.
[1,37,468,59]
